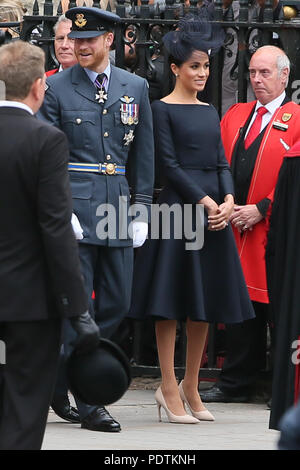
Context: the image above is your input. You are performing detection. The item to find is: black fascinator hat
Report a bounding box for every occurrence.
[163,10,225,63]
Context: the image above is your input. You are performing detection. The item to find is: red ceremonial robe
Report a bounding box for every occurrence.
[221,100,300,303]
[45,68,59,77]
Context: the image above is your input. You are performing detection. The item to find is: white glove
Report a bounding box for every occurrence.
[132,221,148,248]
[71,213,84,240]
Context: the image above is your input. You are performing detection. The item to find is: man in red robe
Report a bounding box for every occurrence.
[201,45,300,403]
[46,15,77,77]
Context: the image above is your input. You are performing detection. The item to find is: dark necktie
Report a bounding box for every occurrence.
[244,106,268,150]
[95,73,106,91]
[94,73,107,104]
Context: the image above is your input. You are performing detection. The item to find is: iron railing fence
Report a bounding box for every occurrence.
[1,0,300,115]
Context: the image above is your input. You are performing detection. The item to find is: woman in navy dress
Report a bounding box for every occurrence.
[129,14,255,424]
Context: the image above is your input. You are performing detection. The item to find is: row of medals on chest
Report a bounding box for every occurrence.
[75,93,137,147]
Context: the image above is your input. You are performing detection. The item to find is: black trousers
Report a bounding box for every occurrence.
[52,244,133,419]
[217,302,270,396]
[0,319,62,450]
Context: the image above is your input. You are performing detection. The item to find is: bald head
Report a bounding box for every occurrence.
[249,46,290,105]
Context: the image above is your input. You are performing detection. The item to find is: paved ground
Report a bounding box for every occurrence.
[42,379,279,451]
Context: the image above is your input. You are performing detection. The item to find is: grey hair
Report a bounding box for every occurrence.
[277,54,290,88]
[254,46,290,88]
[53,14,72,35]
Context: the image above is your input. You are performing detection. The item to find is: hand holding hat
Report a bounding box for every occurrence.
[70,311,100,355]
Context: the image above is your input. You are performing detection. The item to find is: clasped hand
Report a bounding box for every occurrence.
[230,204,263,232]
[207,197,234,231]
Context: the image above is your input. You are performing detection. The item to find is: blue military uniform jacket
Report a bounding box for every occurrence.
[39,63,154,247]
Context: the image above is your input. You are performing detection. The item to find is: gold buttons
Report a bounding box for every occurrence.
[104,132,109,137]
[76,118,82,124]
[102,109,108,115]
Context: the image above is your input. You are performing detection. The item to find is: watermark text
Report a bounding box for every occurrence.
[95,198,205,251]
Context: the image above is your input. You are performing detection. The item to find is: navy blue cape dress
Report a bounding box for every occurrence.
[128,101,255,324]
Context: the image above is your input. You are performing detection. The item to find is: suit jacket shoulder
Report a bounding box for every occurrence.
[0,107,87,322]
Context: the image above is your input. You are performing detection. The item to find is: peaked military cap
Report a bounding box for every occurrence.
[66,6,120,39]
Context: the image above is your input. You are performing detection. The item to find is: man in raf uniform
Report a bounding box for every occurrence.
[39,7,154,433]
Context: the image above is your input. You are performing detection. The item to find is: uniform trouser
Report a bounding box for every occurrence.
[54,244,133,420]
[217,301,270,396]
[0,319,62,450]
[79,243,134,338]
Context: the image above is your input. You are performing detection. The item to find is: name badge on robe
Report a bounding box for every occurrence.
[273,121,289,131]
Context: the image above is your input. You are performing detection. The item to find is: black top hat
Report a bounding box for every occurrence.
[66,7,120,39]
[67,338,131,406]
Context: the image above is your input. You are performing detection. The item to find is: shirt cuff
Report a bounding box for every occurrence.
[256,198,271,218]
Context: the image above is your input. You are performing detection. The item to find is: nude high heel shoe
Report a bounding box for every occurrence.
[179,381,215,421]
[154,386,200,424]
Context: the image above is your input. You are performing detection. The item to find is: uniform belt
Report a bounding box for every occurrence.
[68,162,126,175]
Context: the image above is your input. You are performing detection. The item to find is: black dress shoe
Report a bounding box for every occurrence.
[200,385,250,403]
[51,400,81,423]
[81,407,121,433]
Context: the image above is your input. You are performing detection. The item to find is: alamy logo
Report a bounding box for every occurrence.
[291,81,300,104]
[95,199,205,251]
[0,340,6,365]
[0,80,5,100]
[291,339,300,365]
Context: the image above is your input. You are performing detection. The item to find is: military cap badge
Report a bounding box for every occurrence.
[75,14,87,28]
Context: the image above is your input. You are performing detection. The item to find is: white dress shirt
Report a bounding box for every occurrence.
[245,91,286,139]
[0,100,33,115]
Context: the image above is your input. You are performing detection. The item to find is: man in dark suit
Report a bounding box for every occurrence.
[0,40,99,450]
[38,7,154,432]
[44,13,81,426]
